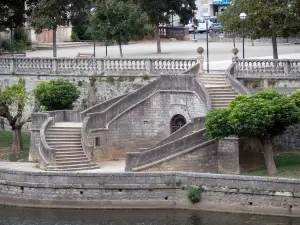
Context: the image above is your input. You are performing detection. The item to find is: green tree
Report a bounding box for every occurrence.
[0,79,31,152]
[136,0,197,54]
[205,90,300,175]
[218,0,299,59]
[89,0,151,57]
[34,79,80,111]
[27,0,87,57]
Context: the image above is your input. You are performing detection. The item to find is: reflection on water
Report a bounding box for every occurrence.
[0,206,299,225]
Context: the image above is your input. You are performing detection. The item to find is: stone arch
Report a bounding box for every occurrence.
[170,114,187,133]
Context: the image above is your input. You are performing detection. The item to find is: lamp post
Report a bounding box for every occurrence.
[90,8,96,57]
[204,13,210,73]
[239,12,247,59]
[8,9,14,48]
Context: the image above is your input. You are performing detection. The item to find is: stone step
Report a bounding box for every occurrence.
[210,97,236,101]
[47,165,100,171]
[55,159,91,166]
[199,78,226,81]
[200,74,226,78]
[201,81,227,85]
[47,130,81,134]
[56,156,88,161]
[46,134,81,138]
[56,152,86,156]
[46,137,81,141]
[208,91,238,95]
[48,144,82,149]
[47,141,82,144]
[47,163,99,171]
[48,127,81,130]
[55,150,84,154]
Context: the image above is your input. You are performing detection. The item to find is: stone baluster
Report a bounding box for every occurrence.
[9,58,15,74]
[51,58,57,74]
[197,47,204,75]
[284,61,291,74]
[146,59,152,73]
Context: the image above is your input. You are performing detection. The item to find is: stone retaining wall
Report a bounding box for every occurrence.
[0,168,299,217]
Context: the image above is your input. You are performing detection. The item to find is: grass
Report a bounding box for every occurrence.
[0,130,30,162]
[247,152,300,178]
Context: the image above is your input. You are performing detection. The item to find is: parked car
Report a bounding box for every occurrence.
[185,22,198,33]
[209,23,223,32]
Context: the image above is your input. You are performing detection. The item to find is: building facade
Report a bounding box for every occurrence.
[196,0,232,17]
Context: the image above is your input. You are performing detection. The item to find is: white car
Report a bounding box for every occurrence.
[185,22,198,33]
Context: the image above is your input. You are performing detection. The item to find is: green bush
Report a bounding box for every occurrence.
[0,39,12,52]
[34,79,80,111]
[188,187,201,203]
[71,31,80,42]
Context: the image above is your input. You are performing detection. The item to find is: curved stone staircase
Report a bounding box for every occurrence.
[46,123,98,171]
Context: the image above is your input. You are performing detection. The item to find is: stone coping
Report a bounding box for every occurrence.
[0,163,299,184]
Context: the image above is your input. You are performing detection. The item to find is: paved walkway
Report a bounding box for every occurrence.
[26,41,300,71]
[0,160,125,173]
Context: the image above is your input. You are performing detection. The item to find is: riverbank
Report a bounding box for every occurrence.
[0,163,299,217]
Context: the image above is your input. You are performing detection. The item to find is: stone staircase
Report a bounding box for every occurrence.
[45,123,99,171]
[199,74,239,109]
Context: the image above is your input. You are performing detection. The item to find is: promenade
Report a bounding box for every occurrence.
[26,40,300,71]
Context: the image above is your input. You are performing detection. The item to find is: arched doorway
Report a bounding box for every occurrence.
[170,114,187,133]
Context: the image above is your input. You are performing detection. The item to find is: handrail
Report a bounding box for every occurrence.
[39,117,56,169]
[226,62,250,95]
[126,128,209,171]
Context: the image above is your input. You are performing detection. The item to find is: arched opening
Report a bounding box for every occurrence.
[170,114,187,133]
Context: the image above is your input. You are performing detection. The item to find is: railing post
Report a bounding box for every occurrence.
[52,58,58,74]
[197,47,204,75]
[9,58,15,74]
[146,58,152,74]
[231,47,239,76]
[284,61,291,74]
[97,58,104,73]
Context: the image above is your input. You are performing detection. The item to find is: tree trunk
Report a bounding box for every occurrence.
[272,33,278,59]
[0,117,5,130]
[118,42,123,58]
[261,136,277,175]
[53,26,57,58]
[156,25,162,54]
[12,128,22,153]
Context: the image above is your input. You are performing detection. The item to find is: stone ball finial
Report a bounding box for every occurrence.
[232,47,239,55]
[197,47,204,55]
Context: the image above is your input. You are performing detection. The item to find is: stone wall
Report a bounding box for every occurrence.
[93,91,206,161]
[0,168,299,217]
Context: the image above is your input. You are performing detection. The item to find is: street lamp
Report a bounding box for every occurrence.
[8,9,14,47]
[90,8,96,57]
[239,12,247,59]
[204,13,210,73]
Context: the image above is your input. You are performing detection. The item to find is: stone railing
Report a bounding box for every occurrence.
[126,129,210,171]
[0,57,197,76]
[234,59,300,78]
[146,117,206,151]
[39,117,56,169]
[159,26,189,40]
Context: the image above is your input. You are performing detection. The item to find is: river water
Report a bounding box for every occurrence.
[0,206,299,225]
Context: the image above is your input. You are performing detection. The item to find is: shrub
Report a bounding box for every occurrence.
[34,79,80,111]
[71,31,80,42]
[188,187,201,203]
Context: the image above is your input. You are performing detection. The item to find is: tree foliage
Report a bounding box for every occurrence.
[205,90,300,175]
[27,0,87,57]
[0,79,31,152]
[34,79,80,111]
[218,0,300,59]
[136,0,197,53]
[89,0,151,57]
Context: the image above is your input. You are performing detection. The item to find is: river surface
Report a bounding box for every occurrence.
[0,206,300,225]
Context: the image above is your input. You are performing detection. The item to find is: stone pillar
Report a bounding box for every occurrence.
[218,136,240,174]
[231,47,239,75]
[9,58,15,74]
[146,59,152,74]
[197,47,204,75]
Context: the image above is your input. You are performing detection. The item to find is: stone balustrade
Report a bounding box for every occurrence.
[235,59,300,78]
[0,57,197,76]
